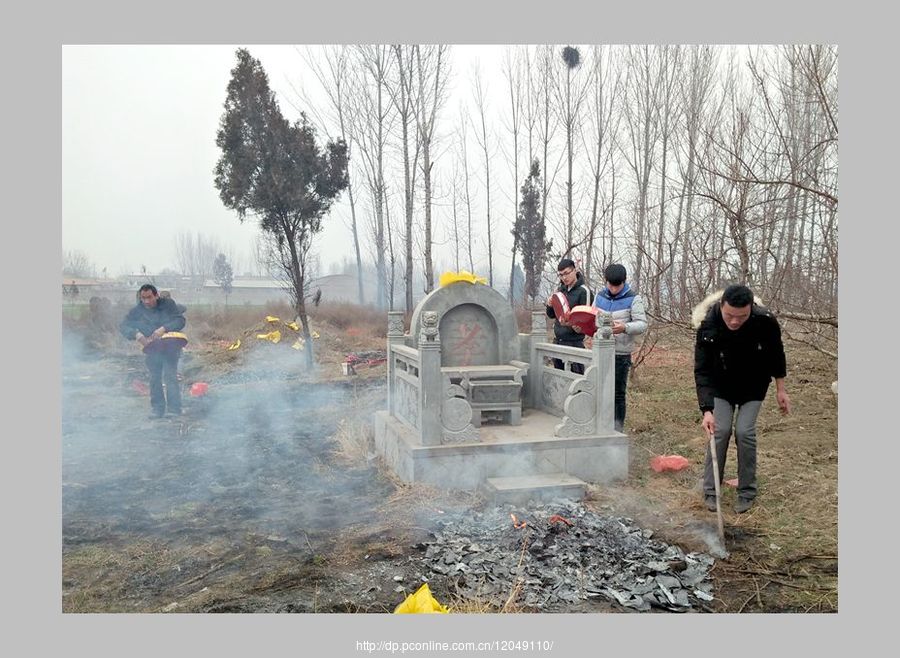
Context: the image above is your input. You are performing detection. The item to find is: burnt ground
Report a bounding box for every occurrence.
[61,318,837,614]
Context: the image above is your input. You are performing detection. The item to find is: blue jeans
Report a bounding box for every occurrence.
[146,348,182,415]
[703,398,763,500]
[614,354,632,432]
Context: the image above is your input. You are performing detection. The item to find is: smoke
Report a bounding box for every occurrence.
[699,527,729,559]
[62,327,390,551]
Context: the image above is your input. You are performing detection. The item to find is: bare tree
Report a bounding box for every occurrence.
[696,57,777,287]
[174,231,222,288]
[651,45,684,314]
[62,249,96,278]
[174,231,196,278]
[385,188,398,310]
[582,44,623,286]
[471,63,495,286]
[672,45,720,311]
[559,45,587,256]
[449,156,462,271]
[745,45,838,310]
[620,45,664,293]
[536,46,564,257]
[412,44,450,293]
[455,109,475,272]
[348,45,395,309]
[303,45,367,305]
[390,44,422,313]
[503,47,525,304]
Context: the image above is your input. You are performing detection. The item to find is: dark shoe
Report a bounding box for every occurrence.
[704,495,718,512]
[734,497,754,514]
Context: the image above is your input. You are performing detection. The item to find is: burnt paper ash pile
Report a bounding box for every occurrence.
[415,501,716,612]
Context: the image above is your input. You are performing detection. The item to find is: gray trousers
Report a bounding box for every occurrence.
[703,398,763,500]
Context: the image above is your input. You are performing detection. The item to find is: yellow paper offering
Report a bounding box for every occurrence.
[394,583,449,614]
[439,271,487,288]
[256,330,281,343]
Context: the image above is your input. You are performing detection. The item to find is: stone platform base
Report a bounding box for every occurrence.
[484,473,588,503]
[374,409,628,491]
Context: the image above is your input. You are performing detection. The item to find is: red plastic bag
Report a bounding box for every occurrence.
[650,455,691,473]
[190,382,209,397]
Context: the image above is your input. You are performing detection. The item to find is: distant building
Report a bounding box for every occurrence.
[62,273,381,307]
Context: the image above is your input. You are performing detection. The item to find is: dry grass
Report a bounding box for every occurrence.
[446,587,526,614]
[62,540,190,612]
[309,304,388,337]
[331,419,374,467]
[588,323,839,612]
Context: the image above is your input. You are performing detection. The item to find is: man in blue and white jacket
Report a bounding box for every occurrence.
[592,264,647,432]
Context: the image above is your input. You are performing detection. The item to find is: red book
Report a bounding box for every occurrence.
[568,305,599,336]
[548,292,571,319]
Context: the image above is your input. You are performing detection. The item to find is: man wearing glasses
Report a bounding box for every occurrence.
[545,258,593,374]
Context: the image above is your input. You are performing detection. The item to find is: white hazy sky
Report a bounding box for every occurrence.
[62,44,509,277]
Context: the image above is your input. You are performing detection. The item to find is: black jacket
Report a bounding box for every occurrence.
[694,303,787,412]
[546,272,593,345]
[119,297,187,340]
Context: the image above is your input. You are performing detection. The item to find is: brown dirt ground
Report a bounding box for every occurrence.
[61,309,837,613]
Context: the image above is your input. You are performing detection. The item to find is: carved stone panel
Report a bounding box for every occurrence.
[440,303,499,367]
[388,311,405,337]
[564,390,596,424]
[469,381,522,404]
[395,377,420,430]
[441,397,473,432]
[541,371,571,413]
[441,376,478,444]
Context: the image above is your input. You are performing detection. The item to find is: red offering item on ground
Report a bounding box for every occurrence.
[725,478,738,487]
[548,292,571,319]
[142,331,188,354]
[568,305,599,336]
[190,382,209,397]
[650,455,691,473]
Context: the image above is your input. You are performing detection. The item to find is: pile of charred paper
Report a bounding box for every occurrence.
[414,501,716,612]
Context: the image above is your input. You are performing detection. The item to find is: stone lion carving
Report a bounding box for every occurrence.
[420,311,439,343]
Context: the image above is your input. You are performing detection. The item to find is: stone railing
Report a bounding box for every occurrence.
[386,310,447,446]
[532,343,592,416]
[388,343,421,432]
[528,308,616,437]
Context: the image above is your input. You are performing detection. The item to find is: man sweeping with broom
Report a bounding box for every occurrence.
[693,284,791,515]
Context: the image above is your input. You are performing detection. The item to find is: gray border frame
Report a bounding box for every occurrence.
[9,0,887,655]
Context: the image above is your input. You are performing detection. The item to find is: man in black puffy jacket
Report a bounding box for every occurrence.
[120,284,187,418]
[546,258,592,374]
[694,284,790,514]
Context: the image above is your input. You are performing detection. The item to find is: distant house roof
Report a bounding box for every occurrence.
[202,275,366,290]
[203,277,285,289]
